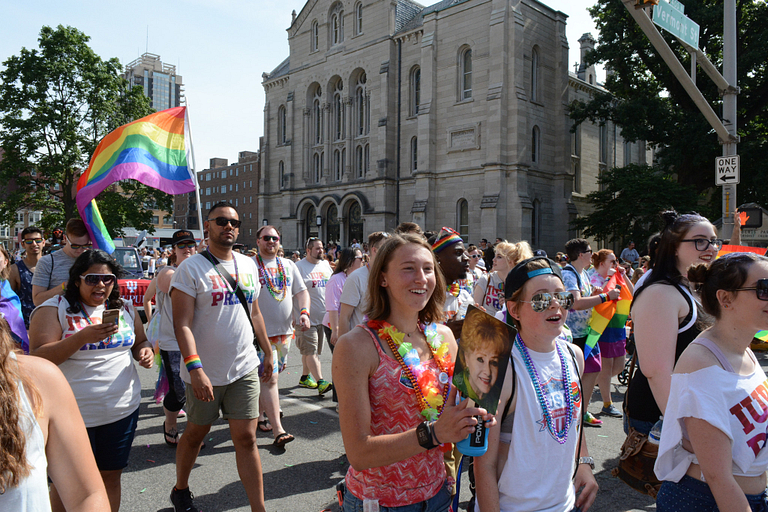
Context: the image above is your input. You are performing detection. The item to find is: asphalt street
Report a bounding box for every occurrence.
[120,347,768,512]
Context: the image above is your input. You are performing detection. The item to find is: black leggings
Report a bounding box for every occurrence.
[323,325,337,403]
[160,349,186,412]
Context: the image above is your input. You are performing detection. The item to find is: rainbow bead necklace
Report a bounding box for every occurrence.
[256,253,287,302]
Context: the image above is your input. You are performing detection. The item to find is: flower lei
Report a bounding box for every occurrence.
[448,281,461,297]
[370,320,454,423]
[256,253,287,302]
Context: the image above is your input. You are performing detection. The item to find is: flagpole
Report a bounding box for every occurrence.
[184,104,205,239]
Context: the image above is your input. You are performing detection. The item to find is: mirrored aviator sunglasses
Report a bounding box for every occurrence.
[521,291,574,312]
[732,278,768,301]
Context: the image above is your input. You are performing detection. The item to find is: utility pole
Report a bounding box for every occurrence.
[721,0,738,240]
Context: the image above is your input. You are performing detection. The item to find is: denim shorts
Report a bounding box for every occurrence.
[623,414,655,436]
[343,483,451,512]
[657,474,768,512]
[86,407,140,471]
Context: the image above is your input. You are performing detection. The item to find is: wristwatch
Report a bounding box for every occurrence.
[416,421,437,450]
[579,456,595,470]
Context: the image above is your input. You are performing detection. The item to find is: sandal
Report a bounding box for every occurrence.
[273,432,294,448]
[258,418,272,432]
[164,421,179,446]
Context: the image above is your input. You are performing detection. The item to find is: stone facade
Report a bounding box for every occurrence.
[259,0,646,254]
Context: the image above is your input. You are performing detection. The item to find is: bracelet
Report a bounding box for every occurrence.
[429,421,442,445]
[61,282,66,291]
[599,293,607,303]
[184,354,203,371]
[299,307,309,317]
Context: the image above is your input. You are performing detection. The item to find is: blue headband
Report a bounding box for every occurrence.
[527,268,554,279]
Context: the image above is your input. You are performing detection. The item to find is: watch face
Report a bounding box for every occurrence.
[416,422,433,448]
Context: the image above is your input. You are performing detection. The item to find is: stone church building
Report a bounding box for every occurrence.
[259,0,647,253]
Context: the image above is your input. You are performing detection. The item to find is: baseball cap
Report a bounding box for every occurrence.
[171,230,196,246]
[504,256,564,300]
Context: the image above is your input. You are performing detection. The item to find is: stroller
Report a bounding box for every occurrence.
[617,333,636,385]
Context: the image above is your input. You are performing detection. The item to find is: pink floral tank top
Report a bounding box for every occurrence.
[344,325,446,506]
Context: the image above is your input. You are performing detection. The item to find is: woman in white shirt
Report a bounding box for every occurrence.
[656,252,768,511]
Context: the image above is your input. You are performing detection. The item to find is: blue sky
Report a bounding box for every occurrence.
[2,0,601,170]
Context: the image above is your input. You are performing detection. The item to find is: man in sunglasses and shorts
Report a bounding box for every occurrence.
[32,218,92,306]
[169,202,274,512]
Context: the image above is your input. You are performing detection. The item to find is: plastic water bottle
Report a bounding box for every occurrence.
[456,395,489,456]
[647,417,663,445]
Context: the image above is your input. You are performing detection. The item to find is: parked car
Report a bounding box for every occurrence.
[113,246,152,323]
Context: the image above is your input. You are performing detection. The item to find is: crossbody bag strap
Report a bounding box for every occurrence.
[565,342,584,480]
[203,251,256,339]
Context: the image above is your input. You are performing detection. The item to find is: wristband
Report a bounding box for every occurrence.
[300,307,309,317]
[429,421,442,445]
[184,354,203,371]
[61,282,66,291]
[600,293,607,303]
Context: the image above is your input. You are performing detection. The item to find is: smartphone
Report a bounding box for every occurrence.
[102,309,120,326]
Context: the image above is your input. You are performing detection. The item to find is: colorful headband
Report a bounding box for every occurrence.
[431,227,463,253]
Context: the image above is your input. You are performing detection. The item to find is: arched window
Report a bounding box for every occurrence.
[410,67,420,116]
[327,204,340,243]
[306,205,318,239]
[277,105,286,144]
[331,4,344,46]
[410,136,418,172]
[312,86,323,145]
[531,126,540,164]
[624,140,633,166]
[460,47,472,100]
[313,153,321,183]
[531,47,539,103]
[599,124,607,164]
[278,160,285,189]
[364,143,370,175]
[355,72,369,136]
[333,149,342,181]
[458,199,469,242]
[356,145,363,178]
[348,202,363,244]
[333,79,344,141]
[355,2,363,35]
[311,20,319,52]
[341,148,346,179]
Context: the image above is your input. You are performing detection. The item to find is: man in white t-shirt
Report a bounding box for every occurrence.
[337,231,390,337]
[253,225,310,449]
[169,202,273,512]
[294,237,334,394]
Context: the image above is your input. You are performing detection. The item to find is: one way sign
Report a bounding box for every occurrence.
[716,155,740,186]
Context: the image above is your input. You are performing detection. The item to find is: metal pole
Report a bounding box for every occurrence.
[722,0,737,240]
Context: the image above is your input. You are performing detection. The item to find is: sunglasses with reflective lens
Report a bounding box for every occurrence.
[261,235,280,242]
[175,242,197,249]
[209,217,242,228]
[80,274,117,286]
[70,243,93,250]
[520,291,574,312]
[681,238,724,251]
[23,238,44,245]
[731,279,768,301]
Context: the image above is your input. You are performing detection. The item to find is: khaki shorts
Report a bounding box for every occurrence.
[185,366,260,425]
[295,324,325,356]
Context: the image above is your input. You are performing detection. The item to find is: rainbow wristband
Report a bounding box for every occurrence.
[184,354,203,372]
[300,307,309,317]
[600,293,607,303]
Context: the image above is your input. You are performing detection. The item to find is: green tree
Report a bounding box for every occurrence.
[573,164,699,247]
[570,0,768,213]
[0,25,172,237]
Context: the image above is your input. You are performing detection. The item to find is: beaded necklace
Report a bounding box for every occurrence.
[207,250,239,290]
[515,333,574,444]
[255,253,286,301]
[370,320,454,422]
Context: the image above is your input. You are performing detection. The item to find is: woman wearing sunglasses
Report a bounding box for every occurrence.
[29,249,154,511]
[475,257,598,512]
[627,211,720,435]
[655,253,768,511]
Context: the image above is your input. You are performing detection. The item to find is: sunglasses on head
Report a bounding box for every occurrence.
[681,238,723,251]
[261,235,280,242]
[23,238,44,245]
[731,279,768,301]
[80,274,116,286]
[209,217,242,228]
[70,243,93,250]
[520,291,574,312]
[176,242,196,249]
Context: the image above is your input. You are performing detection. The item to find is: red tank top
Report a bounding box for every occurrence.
[345,325,446,506]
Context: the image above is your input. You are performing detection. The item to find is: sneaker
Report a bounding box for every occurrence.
[170,486,201,512]
[583,411,603,427]
[601,404,623,418]
[317,379,333,395]
[299,375,318,389]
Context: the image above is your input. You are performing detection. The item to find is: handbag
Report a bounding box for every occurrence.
[611,353,662,498]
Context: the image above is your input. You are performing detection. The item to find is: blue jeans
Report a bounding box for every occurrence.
[343,484,451,512]
[623,415,655,436]
[657,475,768,511]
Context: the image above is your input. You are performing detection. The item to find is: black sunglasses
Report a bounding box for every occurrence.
[261,235,280,242]
[209,217,242,228]
[731,279,768,301]
[80,273,117,286]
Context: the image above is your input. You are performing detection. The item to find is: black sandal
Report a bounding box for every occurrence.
[273,432,294,448]
[164,421,179,446]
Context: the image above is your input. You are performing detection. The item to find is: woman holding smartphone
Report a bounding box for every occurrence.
[29,249,153,512]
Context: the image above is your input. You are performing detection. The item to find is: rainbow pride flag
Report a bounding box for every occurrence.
[584,272,632,360]
[76,107,196,253]
[0,280,29,353]
[718,244,766,258]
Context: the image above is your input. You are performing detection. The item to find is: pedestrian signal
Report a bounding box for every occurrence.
[739,208,763,229]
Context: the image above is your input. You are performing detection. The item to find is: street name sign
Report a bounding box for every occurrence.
[668,0,684,13]
[653,0,700,49]
[716,155,740,186]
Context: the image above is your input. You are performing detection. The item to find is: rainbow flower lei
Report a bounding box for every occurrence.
[448,281,461,297]
[370,320,454,422]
